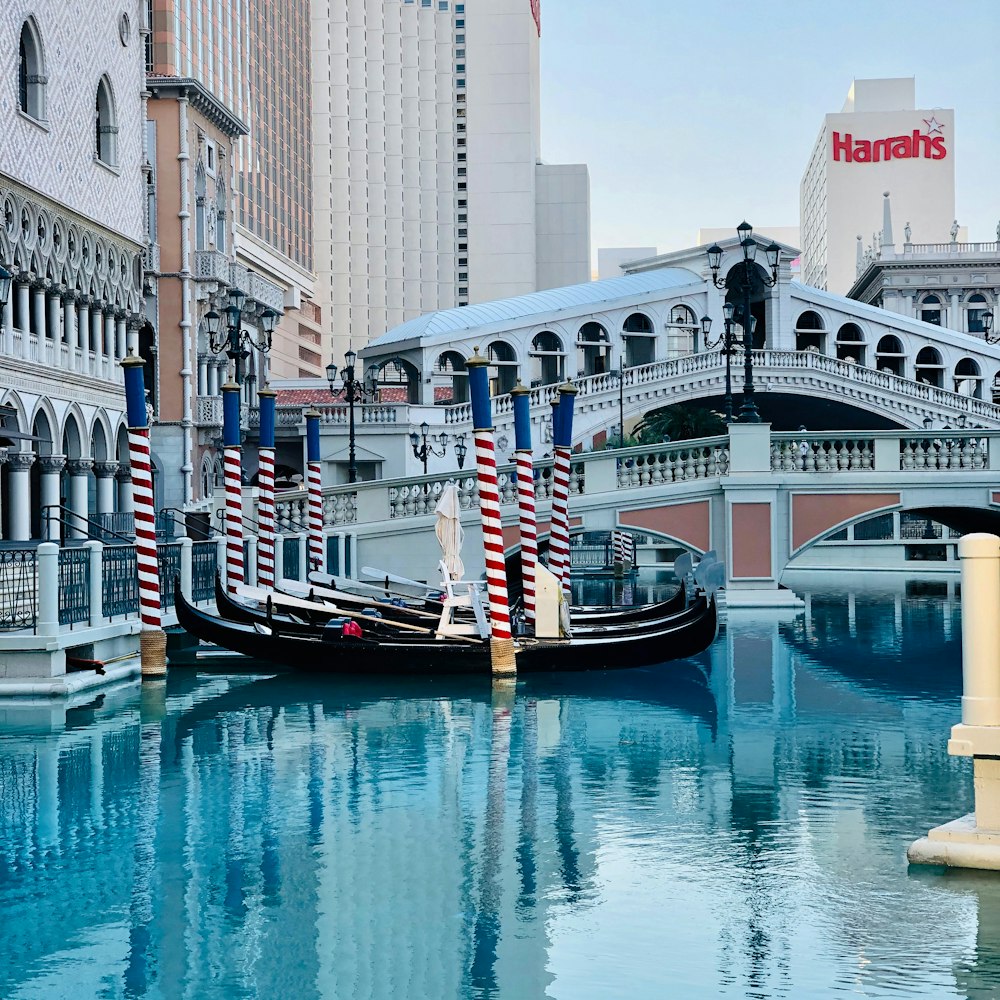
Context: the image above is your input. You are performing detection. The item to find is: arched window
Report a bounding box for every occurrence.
[875,335,905,377]
[795,311,826,353]
[915,346,944,388]
[433,350,468,404]
[486,341,518,396]
[195,162,207,250]
[836,323,865,365]
[967,293,990,334]
[18,19,46,121]
[920,295,942,327]
[622,311,655,367]
[665,304,696,355]
[955,357,983,399]
[529,331,564,386]
[95,76,118,167]
[576,321,610,377]
[215,172,228,254]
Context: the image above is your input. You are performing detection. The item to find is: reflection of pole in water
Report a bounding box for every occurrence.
[550,702,583,899]
[124,683,166,995]
[469,687,514,994]
[517,699,538,913]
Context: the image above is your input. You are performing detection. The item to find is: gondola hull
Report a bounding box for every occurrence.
[176,584,718,676]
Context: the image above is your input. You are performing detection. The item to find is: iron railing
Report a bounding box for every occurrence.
[191,540,218,603]
[102,545,139,619]
[0,548,37,632]
[58,547,90,626]
[157,543,182,610]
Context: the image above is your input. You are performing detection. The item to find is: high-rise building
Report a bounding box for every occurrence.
[312,0,590,360]
[145,0,321,505]
[800,78,955,294]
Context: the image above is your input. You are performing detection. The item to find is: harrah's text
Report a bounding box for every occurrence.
[831,130,947,163]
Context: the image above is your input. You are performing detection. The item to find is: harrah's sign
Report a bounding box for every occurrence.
[832,130,946,163]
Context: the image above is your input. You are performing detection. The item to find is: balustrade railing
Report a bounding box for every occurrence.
[0,548,37,632]
[58,547,90,626]
[900,435,988,470]
[616,437,730,487]
[770,435,876,472]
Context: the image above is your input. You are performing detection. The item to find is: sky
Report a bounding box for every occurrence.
[538,0,1000,259]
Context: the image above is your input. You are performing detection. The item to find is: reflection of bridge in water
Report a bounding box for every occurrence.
[0,581,997,997]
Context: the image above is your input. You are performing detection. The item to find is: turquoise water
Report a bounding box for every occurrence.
[0,574,997,999]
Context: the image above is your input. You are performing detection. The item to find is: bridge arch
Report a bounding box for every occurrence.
[528,330,565,387]
[433,350,468,404]
[915,346,944,388]
[664,303,698,358]
[955,357,984,398]
[836,322,866,365]
[723,261,772,348]
[486,339,519,395]
[875,335,905,377]
[794,310,826,354]
[371,356,421,403]
[622,311,656,367]
[576,321,611,377]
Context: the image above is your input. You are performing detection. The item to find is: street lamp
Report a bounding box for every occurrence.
[0,259,12,309]
[701,305,742,423]
[706,223,781,423]
[204,284,278,386]
[326,349,377,484]
[409,421,453,474]
[610,367,628,446]
[983,309,997,344]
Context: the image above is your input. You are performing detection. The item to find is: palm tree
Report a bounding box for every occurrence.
[636,403,726,443]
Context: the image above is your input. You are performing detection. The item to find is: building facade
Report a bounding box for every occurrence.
[145,0,321,507]
[800,78,956,295]
[311,0,590,360]
[0,0,145,540]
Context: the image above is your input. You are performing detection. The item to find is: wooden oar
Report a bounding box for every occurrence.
[311,571,447,608]
[333,607,484,645]
[279,578,443,621]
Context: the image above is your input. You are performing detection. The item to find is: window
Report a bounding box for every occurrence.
[95,75,118,167]
[920,295,942,326]
[456,18,464,26]
[456,3,464,9]
[18,18,46,122]
[457,167,467,176]
[458,286,468,295]
[456,33,465,42]
[458,228,467,237]
[456,48,465,57]
[456,63,465,72]
[458,271,468,280]
[456,78,465,88]
[968,293,990,334]
[439,0,448,8]
[206,142,215,174]
[422,0,431,7]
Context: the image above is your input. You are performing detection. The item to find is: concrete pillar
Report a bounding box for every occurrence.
[116,465,133,514]
[950,291,962,332]
[47,290,61,351]
[179,536,193,600]
[63,293,77,371]
[115,316,126,361]
[0,283,12,354]
[104,311,115,364]
[298,533,308,582]
[246,535,258,587]
[17,282,30,359]
[67,458,93,539]
[32,283,46,343]
[197,354,208,395]
[91,308,103,375]
[85,540,103,626]
[37,454,66,541]
[7,451,35,540]
[77,300,90,373]
[94,461,118,517]
[273,529,284,581]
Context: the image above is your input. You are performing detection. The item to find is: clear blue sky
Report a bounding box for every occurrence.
[538,0,1000,258]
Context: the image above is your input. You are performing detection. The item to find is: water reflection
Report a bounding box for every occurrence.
[0,575,994,998]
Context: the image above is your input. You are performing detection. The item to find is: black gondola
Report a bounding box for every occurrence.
[176,581,718,676]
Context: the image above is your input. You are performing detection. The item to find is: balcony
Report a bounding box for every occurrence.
[194,395,223,427]
[194,249,232,284]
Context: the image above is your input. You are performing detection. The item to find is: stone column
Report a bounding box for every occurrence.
[47,290,61,352]
[38,454,67,541]
[63,292,77,371]
[94,461,118,517]
[950,291,962,332]
[197,354,208,396]
[17,281,30,360]
[115,315,126,361]
[105,310,115,366]
[0,282,12,354]
[7,451,35,540]
[116,464,134,514]
[91,308,103,376]
[66,458,93,540]
[77,299,90,373]
[32,282,46,344]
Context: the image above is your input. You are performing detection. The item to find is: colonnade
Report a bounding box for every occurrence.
[1,452,132,541]
[0,276,136,381]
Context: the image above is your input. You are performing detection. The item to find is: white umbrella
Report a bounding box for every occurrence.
[435,482,465,580]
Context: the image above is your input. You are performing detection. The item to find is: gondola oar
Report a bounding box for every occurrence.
[338,607,485,644]
[361,566,432,592]
[310,571,449,608]
[280,578,443,621]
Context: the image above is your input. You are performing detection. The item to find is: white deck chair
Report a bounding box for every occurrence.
[435,560,490,639]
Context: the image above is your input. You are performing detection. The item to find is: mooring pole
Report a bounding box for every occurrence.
[256,387,277,588]
[511,383,536,631]
[305,409,324,573]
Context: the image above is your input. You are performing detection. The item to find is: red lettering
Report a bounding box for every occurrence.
[872,138,891,162]
[832,131,852,162]
[912,130,932,158]
[853,139,872,162]
[889,135,911,158]
[931,135,947,159]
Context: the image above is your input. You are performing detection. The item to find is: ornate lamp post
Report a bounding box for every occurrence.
[610,367,627,446]
[409,422,443,474]
[326,349,377,483]
[701,305,741,422]
[204,287,277,386]
[0,259,12,308]
[707,223,781,423]
[982,309,996,344]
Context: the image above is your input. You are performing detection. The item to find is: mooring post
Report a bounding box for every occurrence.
[909,532,1000,868]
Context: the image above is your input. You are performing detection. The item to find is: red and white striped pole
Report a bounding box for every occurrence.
[121,353,166,677]
[256,387,277,588]
[305,409,324,573]
[547,382,577,595]
[221,381,244,593]
[511,384,537,629]
[613,528,626,577]
[466,349,516,677]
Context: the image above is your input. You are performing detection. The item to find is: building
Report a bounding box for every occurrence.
[311,0,590,360]
[0,0,145,540]
[145,0,321,507]
[848,193,998,394]
[800,78,956,295]
[597,248,657,281]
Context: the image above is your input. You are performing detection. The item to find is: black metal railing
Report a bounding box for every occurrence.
[58,547,90,626]
[43,505,134,546]
[102,545,139,618]
[0,548,37,632]
[191,540,218,603]
[283,536,301,581]
[157,543,182,610]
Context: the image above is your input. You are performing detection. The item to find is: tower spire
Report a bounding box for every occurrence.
[881,191,894,252]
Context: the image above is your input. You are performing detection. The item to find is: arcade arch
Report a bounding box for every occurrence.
[528,331,565,387]
[836,323,865,365]
[875,335,905,377]
[576,321,611,377]
[795,311,826,354]
[915,347,944,388]
[622,311,656,367]
[486,340,518,396]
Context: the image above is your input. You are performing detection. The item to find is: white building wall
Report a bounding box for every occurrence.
[800,79,956,295]
[535,163,590,289]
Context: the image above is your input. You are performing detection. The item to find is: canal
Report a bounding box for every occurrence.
[0,573,995,998]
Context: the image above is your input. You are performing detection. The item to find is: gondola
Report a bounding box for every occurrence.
[175,581,718,676]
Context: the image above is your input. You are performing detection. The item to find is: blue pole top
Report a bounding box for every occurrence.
[121,353,148,429]
[305,409,321,462]
[466,348,493,431]
[258,387,277,449]
[555,382,578,449]
[221,382,241,448]
[511,384,532,451]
